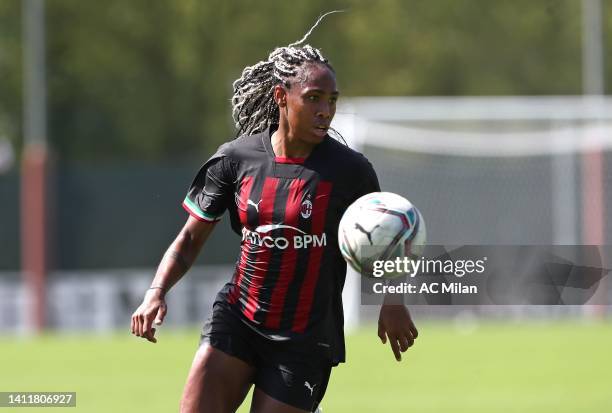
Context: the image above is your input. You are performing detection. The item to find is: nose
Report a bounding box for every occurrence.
[316,102,333,119]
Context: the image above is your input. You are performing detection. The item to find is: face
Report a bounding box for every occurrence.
[275,63,339,145]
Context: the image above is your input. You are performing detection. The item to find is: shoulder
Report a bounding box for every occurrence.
[320,137,380,194]
[213,131,267,162]
[322,137,375,171]
[194,134,260,179]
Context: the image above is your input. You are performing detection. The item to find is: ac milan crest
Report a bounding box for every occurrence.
[301,198,313,219]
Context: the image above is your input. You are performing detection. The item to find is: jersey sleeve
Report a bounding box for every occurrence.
[354,157,381,200]
[182,149,235,223]
[362,159,381,194]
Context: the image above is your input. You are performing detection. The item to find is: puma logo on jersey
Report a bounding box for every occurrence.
[247,198,262,213]
[304,381,317,396]
[234,192,262,213]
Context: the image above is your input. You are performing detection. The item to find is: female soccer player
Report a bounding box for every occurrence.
[131,17,418,413]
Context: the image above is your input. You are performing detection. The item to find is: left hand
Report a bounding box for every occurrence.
[378,304,418,361]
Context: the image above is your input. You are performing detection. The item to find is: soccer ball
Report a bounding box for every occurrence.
[338,192,426,278]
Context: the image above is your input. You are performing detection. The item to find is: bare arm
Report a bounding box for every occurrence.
[150,216,217,292]
[131,216,217,343]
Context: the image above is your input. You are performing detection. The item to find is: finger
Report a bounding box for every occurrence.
[133,314,139,336]
[155,303,167,325]
[130,315,135,335]
[143,327,157,343]
[142,313,153,336]
[409,321,418,339]
[406,329,416,347]
[131,314,139,336]
[389,338,401,361]
[398,333,413,352]
[137,314,145,337]
[142,313,157,343]
[377,322,387,344]
[398,337,408,352]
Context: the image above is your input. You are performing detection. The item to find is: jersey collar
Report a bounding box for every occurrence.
[262,124,328,165]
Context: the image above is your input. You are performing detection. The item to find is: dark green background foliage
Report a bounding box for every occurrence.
[0,0,610,160]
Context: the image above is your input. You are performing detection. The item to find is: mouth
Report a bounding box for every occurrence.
[314,125,329,135]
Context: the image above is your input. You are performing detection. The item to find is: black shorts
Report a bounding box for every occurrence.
[200,302,332,412]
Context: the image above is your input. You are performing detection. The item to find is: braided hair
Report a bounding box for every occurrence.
[231,11,346,143]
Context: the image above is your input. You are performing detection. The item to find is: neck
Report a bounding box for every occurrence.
[271,122,316,158]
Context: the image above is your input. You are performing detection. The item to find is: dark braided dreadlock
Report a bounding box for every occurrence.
[231,11,346,144]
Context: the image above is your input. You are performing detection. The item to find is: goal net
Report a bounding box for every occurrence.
[333,96,612,326]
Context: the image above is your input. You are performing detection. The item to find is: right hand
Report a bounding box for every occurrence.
[131,288,168,343]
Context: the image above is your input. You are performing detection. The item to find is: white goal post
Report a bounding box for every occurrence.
[334,96,612,327]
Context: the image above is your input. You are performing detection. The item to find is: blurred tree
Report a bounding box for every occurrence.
[0,0,608,161]
[0,0,22,151]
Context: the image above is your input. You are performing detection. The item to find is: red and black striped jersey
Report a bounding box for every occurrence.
[183,125,379,364]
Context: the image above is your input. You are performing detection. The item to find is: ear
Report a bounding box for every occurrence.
[274,84,287,108]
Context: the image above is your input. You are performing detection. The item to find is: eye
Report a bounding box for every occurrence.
[329,97,338,104]
[307,95,319,102]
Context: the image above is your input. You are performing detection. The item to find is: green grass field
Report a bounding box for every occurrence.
[1,321,610,412]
